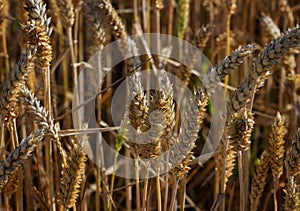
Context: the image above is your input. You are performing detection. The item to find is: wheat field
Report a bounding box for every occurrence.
[0,0,300,210]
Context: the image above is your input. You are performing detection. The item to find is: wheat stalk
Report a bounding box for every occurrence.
[0,128,45,190]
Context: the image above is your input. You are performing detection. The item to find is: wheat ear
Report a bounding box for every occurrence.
[56,0,75,29]
[176,0,190,39]
[0,47,36,121]
[21,86,66,165]
[0,128,45,190]
[268,112,286,188]
[86,0,107,56]
[250,151,270,211]
[286,128,300,177]
[283,176,300,211]
[57,139,87,209]
[229,25,300,115]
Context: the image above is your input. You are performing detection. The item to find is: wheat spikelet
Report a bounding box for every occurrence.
[284,176,300,211]
[250,151,270,211]
[57,139,87,209]
[0,47,36,121]
[176,0,190,39]
[268,112,286,188]
[0,128,45,190]
[57,0,75,29]
[286,128,300,177]
[229,25,300,115]
[21,86,66,164]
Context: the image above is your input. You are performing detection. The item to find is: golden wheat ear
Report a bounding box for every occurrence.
[57,139,87,209]
[21,86,67,165]
[250,151,270,211]
[268,112,286,188]
[0,128,45,190]
[0,46,36,121]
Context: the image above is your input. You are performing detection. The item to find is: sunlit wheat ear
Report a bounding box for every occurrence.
[21,86,66,164]
[98,0,127,39]
[268,112,286,188]
[229,25,300,115]
[125,73,175,159]
[0,47,36,121]
[98,0,140,70]
[284,176,300,211]
[86,0,107,56]
[57,139,87,209]
[56,0,75,29]
[227,108,254,151]
[24,0,53,36]
[0,128,45,190]
[250,151,270,211]
[285,128,300,177]
[23,20,52,69]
